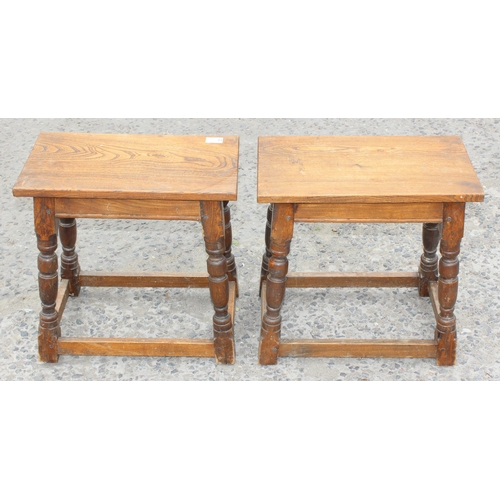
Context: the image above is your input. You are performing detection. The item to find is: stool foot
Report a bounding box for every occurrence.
[259,327,280,365]
[437,334,457,366]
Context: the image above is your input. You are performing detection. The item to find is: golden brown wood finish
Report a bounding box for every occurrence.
[258,136,484,204]
[14,134,239,364]
[257,136,483,366]
[13,133,239,201]
[279,339,437,358]
[57,338,215,357]
[286,272,419,288]
[295,202,443,223]
[79,272,209,288]
[428,282,440,323]
[55,279,70,317]
[227,282,236,326]
[55,198,201,220]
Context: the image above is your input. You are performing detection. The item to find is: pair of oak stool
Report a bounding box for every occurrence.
[12,133,484,366]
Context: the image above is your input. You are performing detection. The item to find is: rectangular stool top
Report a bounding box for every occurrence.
[13,133,239,200]
[257,136,484,203]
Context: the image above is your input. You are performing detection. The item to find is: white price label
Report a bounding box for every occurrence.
[205,137,224,144]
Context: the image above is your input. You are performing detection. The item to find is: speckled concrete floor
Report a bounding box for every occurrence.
[1,118,498,380]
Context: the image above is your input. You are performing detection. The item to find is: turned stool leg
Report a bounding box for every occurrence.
[200,201,235,364]
[436,203,465,366]
[259,204,273,296]
[59,218,81,296]
[34,198,60,363]
[418,222,441,297]
[259,203,294,365]
[223,201,239,298]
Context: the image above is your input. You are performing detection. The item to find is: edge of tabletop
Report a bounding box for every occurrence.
[12,133,239,201]
[11,189,238,201]
[256,194,485,204]
[256,135,485,204]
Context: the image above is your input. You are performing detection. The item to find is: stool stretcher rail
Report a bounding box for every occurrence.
[428,282,440,323]
[55,281,236,359]
[57,338,215,357]
[260,281,437,360]
[79,272,210,288]
[55,279,70,317]
[279,339,437,358]
[286,272,419,288]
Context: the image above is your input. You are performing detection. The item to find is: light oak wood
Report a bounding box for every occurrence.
[258,136,484,203]
[286,272,419,288]
[15,133,239,364]
[13,133,239,201]
[227,282,236,326]
[257,136,482,366]
[55,279,70,317]
[55,198,201,220]
[57,338,215,357]
[294,202,443,223]
[428,281,440,323]
[279,339,437,358]
[79,272,210,288]
[261,281,267,320]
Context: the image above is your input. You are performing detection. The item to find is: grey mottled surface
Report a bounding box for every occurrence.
[1,118,498,380]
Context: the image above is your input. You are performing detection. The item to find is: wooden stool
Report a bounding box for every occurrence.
[13,133,239,364]
[257,136,484,366]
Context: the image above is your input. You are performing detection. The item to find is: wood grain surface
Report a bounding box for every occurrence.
[79,272,210,288]
[13,133,238,200]
[279,339,437,358]
[55,198,201,220]
[294,202,443,223]
[258,136,484,203]
[286,272,419,288]
[55,279,70,317]
[57,338,215,357]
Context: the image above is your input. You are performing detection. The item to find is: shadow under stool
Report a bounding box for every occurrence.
[257,135,484,366]
[13,133,239,364]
